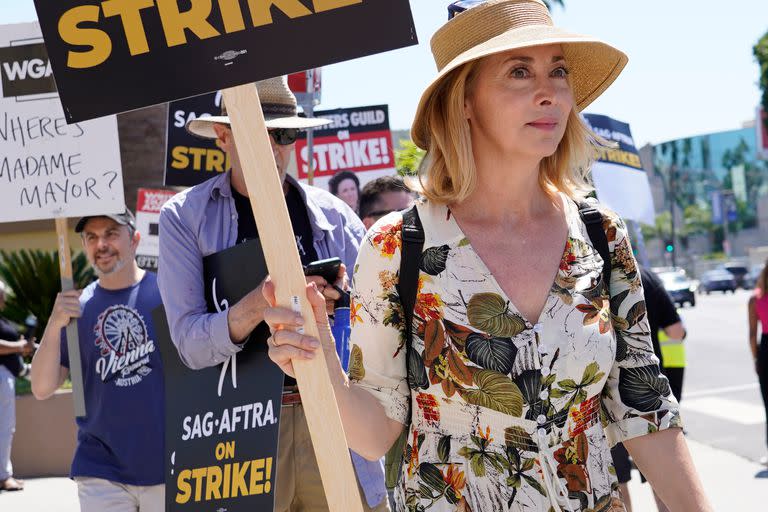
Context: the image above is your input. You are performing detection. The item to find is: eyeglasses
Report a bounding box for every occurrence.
[447,0,485,20]
[269,128,299,145]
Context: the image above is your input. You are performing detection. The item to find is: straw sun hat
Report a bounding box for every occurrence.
[186,75,331,139]
[411,0,628,149]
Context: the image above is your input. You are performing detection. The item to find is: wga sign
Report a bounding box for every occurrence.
[0,42,57,98]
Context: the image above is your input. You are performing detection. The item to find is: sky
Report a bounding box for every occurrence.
[1,0,766,146]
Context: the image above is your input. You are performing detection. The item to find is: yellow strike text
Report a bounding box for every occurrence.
[175,457,274,504]
[57,0,363,69]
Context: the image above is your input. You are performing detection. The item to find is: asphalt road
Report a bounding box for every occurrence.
[675,288,767,463]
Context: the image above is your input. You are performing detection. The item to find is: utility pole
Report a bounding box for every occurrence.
[669,164,677,268]
[305,69,315,186]
[722,190,733,258]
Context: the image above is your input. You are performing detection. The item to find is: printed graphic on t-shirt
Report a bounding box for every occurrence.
[93,305,156,387]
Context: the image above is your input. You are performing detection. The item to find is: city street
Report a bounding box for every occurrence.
[677,289,766,463]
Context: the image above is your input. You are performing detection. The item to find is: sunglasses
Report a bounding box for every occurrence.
[447,0,485,20]
[268,128,299,145]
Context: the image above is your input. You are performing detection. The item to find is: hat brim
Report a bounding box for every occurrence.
[411,25,628,149]
[186,114,332,140]
[75,213,135,233]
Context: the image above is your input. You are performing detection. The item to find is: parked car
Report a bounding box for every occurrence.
[722,262,749,288]
[658,271,696,307]
[699,269,738,294]
[742,265,764,290]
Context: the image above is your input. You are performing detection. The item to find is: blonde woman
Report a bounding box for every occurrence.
[263,1,712,510]
[748,260,768,467]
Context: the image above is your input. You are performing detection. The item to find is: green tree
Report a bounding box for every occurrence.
[0,250,95,338]
[682,204,713,237]
[395,139,426,177]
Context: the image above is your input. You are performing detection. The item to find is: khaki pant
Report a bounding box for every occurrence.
[275,404,389,512]
[75,477,164,512]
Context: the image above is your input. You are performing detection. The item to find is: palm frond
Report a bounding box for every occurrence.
[0,249,95,337]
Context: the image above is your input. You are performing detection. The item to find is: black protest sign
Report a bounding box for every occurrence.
[33,0,418,123]
[165,92,229,187]
[154,238,284,511]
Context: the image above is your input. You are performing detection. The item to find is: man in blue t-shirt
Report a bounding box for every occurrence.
[32,209,165,512]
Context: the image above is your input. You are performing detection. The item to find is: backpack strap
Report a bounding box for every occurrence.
[384,205,424,489]
[578,201,611,290]
[398,205,425,347]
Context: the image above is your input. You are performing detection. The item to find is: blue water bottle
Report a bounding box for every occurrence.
[330,291,352,371]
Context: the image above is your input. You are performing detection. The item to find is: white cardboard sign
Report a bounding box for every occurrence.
[0,22,124,224]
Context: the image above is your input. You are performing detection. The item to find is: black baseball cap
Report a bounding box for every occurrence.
[75,209,137,233]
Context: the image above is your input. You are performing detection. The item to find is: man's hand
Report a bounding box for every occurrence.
[227,281,269,344]
[230,264,350,345]
[305,263,348,315]
[49,290,82,330]
[22,337,36,357]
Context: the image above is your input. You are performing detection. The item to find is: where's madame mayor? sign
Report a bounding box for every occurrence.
[0,22,123,223]
[295,104,392,179]
[33,0,417,123]
[165,92,229,187]
[154,238,284,511]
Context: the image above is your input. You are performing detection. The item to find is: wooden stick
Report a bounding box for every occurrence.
[222,84,363,512]
[54,218,87,418]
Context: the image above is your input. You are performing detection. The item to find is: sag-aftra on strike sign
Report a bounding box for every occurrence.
[33,0,416,123]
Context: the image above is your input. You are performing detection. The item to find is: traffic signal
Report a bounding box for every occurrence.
[664,240,674,253]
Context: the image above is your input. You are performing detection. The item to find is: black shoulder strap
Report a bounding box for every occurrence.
[398,205,425,349]
[384,205,424,490]
[578,201,612,290]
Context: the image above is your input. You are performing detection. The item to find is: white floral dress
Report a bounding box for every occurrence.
[348,199,682,512]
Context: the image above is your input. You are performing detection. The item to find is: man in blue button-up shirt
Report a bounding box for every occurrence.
[157,76,389,512]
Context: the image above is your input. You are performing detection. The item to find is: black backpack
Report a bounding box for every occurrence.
[384,201,611,489]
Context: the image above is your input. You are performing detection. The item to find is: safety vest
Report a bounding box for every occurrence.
[659,330,686,368]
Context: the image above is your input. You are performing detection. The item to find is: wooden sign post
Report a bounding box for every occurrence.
[54,218,87,417]
[223,84,362,511]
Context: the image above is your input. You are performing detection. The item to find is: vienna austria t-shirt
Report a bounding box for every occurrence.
[60,272,164,485]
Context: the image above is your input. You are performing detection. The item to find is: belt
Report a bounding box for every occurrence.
[282,386,301,407]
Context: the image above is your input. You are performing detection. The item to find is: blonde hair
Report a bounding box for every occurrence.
[415,60,600,205]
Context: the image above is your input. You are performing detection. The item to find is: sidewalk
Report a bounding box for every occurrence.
[1,439,765,511]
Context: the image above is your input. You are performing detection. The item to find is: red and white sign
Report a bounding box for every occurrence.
[288,69,322,107]
[294,105,395,189]
[135,188,176,270]
[296,130,393,176]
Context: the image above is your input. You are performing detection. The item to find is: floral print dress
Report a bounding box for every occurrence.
[348,199,682,512]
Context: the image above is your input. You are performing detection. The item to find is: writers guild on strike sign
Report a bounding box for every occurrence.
[295,104,394,179]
